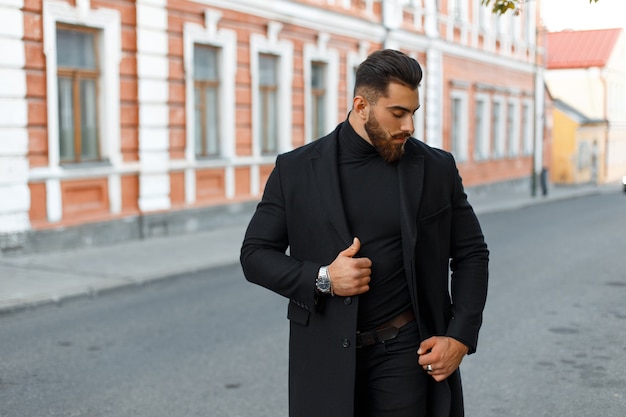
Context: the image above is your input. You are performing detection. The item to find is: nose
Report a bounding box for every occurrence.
[401,115,415,134]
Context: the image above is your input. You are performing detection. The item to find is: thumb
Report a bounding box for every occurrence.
[417,337,436,355]
[340,237,361,258]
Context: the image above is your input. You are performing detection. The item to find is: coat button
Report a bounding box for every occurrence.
[344,297,352,305]
[342,339,350,348]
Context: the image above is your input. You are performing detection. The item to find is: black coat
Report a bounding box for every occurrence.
[240,122,489,417]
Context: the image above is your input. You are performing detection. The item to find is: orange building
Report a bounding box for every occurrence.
[546,28,626,185]
[0,0,545,252]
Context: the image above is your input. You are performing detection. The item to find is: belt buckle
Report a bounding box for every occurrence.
[356,326,400,348]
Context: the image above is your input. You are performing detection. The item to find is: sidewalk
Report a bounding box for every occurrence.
[0,181,620,314]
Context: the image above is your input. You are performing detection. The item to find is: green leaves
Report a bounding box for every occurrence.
[482,0,599,15]
[481,0,519,16]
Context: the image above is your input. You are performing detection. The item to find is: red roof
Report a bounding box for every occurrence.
[547,28,622,69]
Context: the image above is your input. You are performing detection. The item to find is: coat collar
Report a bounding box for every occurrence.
[310,123,353,247]
[310,123,425,252]
[398,139,424,257]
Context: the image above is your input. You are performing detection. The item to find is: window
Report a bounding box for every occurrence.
[56,26,100,163]
[183,14,237,202]
[193,44,220,158]
[346,42,369,113]
[258,54,279,155]
[507,101,519,157]
[450,93,468,161]
[474,96,489,160]
[310,61,327,140]
[250,22,293,163]
[578,141,591,170]
[524,4,536,46]
[452,0,464,22]
[42,2,121,222]
[304,37,338,143]
[522,101,533,155]
[491,98,505,158]
[477,0,489,31]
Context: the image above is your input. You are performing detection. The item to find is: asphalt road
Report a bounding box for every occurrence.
[1,192,625,417]
[463,191,626,417]
[0,264,289,417]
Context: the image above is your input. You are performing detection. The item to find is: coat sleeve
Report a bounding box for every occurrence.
[240,156,321,310]
[445,157,489,354]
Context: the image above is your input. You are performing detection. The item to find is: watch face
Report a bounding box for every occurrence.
[317,279,331,292]
[316,267,331,294]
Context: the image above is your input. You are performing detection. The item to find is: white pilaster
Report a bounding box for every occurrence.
[0,0,30,236]
[425,46,443,149]
[137,0,170,212]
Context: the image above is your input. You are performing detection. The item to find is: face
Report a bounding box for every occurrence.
[363,82,420,163]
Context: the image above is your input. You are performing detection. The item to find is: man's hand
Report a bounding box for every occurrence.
[417,336,469,382]
[327,237,371,296]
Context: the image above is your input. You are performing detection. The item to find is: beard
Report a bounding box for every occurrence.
[364,113,408,163]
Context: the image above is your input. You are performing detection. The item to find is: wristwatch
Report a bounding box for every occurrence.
[315,265,333,295]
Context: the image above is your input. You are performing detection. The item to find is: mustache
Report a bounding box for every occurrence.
[390,133,411,140]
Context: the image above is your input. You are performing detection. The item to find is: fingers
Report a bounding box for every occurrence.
[417,337,436,355]
[328,237,372,296]
[339,237,361,258]
[417,336,468,382]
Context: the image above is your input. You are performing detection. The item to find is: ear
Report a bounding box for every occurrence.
[352,96,369,119]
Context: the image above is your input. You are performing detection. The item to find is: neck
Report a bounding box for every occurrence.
[348,110,371,145]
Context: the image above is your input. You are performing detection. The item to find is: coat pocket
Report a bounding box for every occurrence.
[419,204,451,224]
[287,300,310,326]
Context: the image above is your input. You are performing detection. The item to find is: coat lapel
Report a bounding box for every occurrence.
[397,140,424,311]
[310,126,353,247]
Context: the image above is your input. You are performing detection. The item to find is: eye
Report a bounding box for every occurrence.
[392,112,404,118]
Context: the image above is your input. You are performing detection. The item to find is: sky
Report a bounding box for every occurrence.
[540,0,626,32]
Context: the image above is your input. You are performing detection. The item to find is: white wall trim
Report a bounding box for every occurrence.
[303,33,339,143]
[42,0,122,221]
[450,89,469,161]
[522,98,534,156]
[474,92,491,161]
[0,0,29,234]
[250,21,293,157]
[346,41,370,113]
[195,0,386,42]
[425,47,443,149]
[492,95,506,159]
[507,97,521,157]
[183,9,237,202]
[136,0,170,212]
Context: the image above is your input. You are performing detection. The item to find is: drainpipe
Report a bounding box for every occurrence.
[601,71,609,183]
[532,21,546,197]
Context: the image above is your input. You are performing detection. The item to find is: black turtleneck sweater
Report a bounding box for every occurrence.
[337,121,412,331]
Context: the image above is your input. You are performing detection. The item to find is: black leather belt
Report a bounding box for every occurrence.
[356,309,415,348]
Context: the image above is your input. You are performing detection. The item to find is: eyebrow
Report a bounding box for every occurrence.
[387,105,421,113]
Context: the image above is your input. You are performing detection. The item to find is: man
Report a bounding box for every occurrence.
[240,49,489,417]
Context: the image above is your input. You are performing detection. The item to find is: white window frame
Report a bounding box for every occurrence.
[450,90,469,162]
[448,0,467,23]
[506,98,520,157]
[184,11,236,162]
[524,3,536,47]
[473,94,490,161]
[250,22,293,159]
[303,34,339,143]
[522,99,534,156]
[475,0,491,33]
[491,95,506,159]
[346,41,370,113]
[41,0,121,222]
[414,82,426,143]
[183,10,236,203]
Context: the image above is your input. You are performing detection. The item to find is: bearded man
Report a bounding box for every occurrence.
[240,49,489,417]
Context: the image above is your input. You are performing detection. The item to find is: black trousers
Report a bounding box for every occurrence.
[354,321,429,417]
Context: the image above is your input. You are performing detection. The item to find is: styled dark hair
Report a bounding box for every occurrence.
[353,49,423,103]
